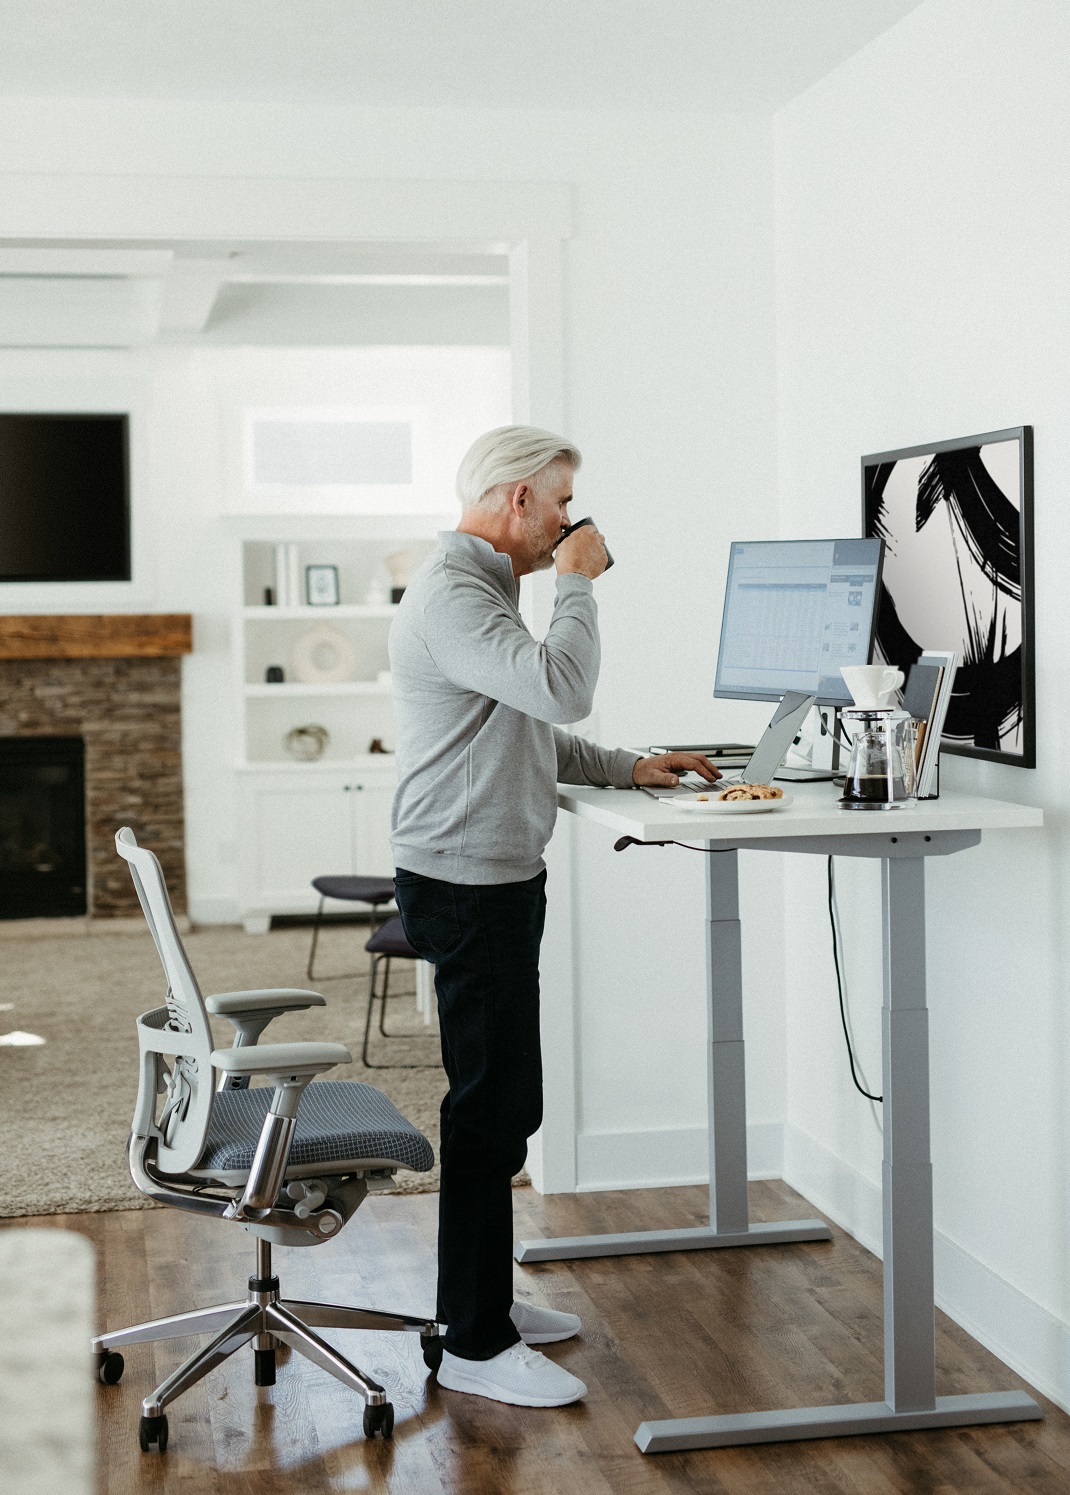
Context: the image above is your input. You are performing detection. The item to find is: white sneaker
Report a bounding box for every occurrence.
[510,1300,582,1344]
[437,1343,587,1407]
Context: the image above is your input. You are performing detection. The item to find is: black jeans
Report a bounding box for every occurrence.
[393,866,546,1361]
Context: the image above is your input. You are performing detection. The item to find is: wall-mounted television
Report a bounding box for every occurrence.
[0,413,130,582]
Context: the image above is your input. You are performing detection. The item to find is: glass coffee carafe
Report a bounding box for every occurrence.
[840,708,917,810]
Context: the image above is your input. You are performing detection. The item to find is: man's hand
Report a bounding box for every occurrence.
[631,752,722,788]
[555,524,608,579]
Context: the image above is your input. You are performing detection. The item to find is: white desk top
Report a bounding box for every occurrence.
[557,781,1043,843]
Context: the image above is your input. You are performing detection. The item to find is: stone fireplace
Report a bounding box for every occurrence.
[0,616,192,919]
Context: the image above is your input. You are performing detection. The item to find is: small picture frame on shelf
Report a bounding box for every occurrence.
[305,564,340,607]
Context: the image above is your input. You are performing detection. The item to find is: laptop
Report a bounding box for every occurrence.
[641,691,817,801]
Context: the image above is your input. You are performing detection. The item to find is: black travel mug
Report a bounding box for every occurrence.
[556,515,614,571]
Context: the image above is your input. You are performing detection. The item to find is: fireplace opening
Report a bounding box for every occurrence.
[0,736,87,918]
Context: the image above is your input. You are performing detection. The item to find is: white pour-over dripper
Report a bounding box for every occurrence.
[840,664,905,709]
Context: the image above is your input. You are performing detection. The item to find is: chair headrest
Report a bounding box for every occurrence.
[116,826,139,859]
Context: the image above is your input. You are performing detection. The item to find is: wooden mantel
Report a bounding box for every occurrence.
[0,614,192,660]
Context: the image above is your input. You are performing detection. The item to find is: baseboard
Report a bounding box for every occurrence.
[574,1120,783,1193]
[783,1122,1070,1415]
[0,913,189,938]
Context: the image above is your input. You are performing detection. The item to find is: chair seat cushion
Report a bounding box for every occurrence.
[365,915,419,958]
[312,875,396,903]
[199,1080,434,1174]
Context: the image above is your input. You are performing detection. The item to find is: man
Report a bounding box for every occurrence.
[389,426,718,1408]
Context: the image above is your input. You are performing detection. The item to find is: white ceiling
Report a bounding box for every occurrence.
[0,4,927,345]
[0,1,924,113]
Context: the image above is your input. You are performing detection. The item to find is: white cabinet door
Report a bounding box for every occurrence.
[240,774,353,916]
[350,776,396,878]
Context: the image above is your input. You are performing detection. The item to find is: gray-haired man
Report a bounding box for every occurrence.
[389,426,718,1407]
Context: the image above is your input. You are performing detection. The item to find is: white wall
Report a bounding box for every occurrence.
[775,0,1069,1408]
[0,99,784,1192]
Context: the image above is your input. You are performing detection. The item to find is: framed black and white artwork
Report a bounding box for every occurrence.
[862,426,1034,768]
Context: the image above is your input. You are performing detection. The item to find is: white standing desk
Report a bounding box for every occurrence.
[516,782,1044,1452]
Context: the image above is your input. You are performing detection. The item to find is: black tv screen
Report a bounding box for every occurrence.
[0,413,130,582]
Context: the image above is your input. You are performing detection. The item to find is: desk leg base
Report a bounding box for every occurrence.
[514,1220,832,1264]
[635,1390,1043,1452]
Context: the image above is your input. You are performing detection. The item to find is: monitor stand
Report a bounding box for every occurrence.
[775,705,843,783]
[776,765,839,782]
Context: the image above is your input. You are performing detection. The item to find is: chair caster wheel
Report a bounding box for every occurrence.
[96,1350,125,1385]
[421,1331,443,1373]
[363,1401,394,1439]
[138,1413,168,1453]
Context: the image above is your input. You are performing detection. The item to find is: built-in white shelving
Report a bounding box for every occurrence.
[234,535,435,930]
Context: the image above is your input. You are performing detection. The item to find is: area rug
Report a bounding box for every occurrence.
[0,920,448,1218]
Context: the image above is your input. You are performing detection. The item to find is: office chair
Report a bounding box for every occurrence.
[92,829,441,1454]
[306,874,396,980]
[361,916,440,1070]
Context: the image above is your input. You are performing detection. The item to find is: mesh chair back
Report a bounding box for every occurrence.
[116,827,216,1175]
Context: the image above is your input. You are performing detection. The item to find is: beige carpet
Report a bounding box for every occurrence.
[0,920,449,1218]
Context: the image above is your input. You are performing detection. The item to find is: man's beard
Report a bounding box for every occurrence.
[524,515,558,572]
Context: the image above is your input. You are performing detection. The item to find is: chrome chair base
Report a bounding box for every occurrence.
[93,1240,442,1442]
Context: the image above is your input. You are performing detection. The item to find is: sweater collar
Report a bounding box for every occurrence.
[438,530,519,603]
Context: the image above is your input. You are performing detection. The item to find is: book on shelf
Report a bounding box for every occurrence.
[272,543,302,607]
[906,652,958,799]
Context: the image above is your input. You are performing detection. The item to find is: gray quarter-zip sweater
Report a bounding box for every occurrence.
[389,531,640,884]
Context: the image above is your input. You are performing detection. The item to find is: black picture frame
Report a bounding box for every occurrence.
[862,425,1035,768]
[305,564,340,607]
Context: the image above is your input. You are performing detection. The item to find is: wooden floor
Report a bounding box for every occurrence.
[7,1180,1070,1494]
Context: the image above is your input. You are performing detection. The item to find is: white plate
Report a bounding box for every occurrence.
[670,792,794,814]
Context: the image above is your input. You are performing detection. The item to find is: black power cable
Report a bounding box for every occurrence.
[614,837,731,854]
[827,856,882,1103]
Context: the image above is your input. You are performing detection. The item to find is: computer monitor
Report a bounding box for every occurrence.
[714,538,885,706]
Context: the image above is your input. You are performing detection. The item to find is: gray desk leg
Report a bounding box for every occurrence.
[635,855,1042,1451]
[516,849,830,1266]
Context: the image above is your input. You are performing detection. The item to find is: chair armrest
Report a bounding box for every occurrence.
[206,989,328,1056]
[205,988,326,1016]
[210,1041,351,1078]
[213,1041,350,1214]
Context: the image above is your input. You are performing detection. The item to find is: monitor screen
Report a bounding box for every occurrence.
[0,413,130,582]
[714,538,884,705]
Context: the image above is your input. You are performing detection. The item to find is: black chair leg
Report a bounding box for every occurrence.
[361,954,380,1067]
[378,956,392,1036]
[361,954,439,1070]
[306,897,326,981]
[309,897,391,982]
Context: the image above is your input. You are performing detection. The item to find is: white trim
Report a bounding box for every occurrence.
[783,1122,1070,1415]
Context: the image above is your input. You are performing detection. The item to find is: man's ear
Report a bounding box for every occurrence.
[509,481,531,516]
